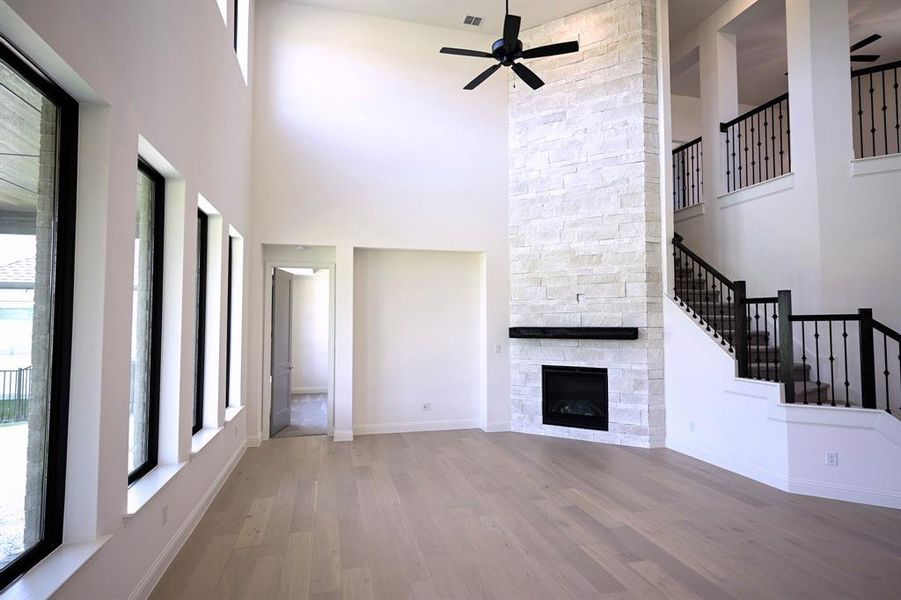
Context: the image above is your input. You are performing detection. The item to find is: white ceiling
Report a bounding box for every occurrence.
[292,0,607,35]
[670,0,901,106]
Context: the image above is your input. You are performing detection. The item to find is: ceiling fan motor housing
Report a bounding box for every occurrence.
[492,38,523,66]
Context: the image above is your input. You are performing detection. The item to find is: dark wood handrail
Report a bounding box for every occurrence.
[874,319,901,343]
[791,313,861,322]
[851,58,901,78]
[672,136,702,155]
[719,93,790,132]
[672,234,734,288]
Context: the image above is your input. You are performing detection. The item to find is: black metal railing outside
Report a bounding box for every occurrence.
[720,93,791,193]
[852,59,901,159]
[0,366,31,424]
[672,137,703,211]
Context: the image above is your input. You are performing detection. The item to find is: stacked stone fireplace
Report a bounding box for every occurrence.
[508,0,664,447]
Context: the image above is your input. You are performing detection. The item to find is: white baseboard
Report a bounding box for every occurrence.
[481,420,511,432]
[129,440,247,600]
[332,429,353,442]
[787,477,901,510]
[246,435,262,447]
[666,437,790,491]
[354,419,480,435]
[291,386,327,395]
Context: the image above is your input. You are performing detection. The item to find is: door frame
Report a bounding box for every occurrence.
[261,259,336,440]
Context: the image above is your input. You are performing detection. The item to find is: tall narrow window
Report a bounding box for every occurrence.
[193,210,208,433]
[129,160,164,484]
[225,236,233,408]
[0,38,77,588]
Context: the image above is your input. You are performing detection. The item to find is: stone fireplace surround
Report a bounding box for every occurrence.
[508,0,664,448]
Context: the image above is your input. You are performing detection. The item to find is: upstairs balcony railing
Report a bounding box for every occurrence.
[720,93,791,193]
[672,137,702,211]
[852,59,901,159]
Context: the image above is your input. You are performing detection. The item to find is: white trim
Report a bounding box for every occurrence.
[849,153,901,177]
[0,537,110,600]
[126,463,186,518]
[128,441,246,600]
[673,202,705,222]
[292,386,327,395]
[224,403,244,423]
[718,172,794,208]
[354,419,480,435]
[332,429,353,442]
[666,438,791,491]
[481,420,511,432]
[245,435,262,447]
[787,477,901,510]
[190,425,223,457]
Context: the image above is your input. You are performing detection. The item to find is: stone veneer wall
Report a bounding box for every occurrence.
[509,0,664,447]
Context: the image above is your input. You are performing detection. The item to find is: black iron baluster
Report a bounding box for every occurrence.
[857,73,865,157]
[801,323,809,404]
[814,321,823,405]
[756,111,763,183]
[828,322,836,406]
[704,269,711,331]
[869,73,876,157]
[785,99,791,172]
[777,101,784,176]
[717,280,726,345]
[882,70,888,157]
[753,304,761,377]
[771,307,779,380]
[698,141,703,199]
[842,321,850,407]
[881,332,889,413]
[763,303,770,380]
[732,125,737,192]
[763,107,770,181]
[743,119,749,189]
[724,128,732,193]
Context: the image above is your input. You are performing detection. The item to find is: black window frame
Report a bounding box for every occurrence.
[193,209,209,434]
[233,0,239,51]
[129,159,165,486]
[225,235,234,408]
[0,37,78,591]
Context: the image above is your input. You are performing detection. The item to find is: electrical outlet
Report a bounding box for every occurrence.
[495,344,502,354]
[825,451,839,467]
[162,504,168,526]
[688,421,695,433]
[422,402,432,412]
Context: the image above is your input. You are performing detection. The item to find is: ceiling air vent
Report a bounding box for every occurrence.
[463,15,483,27]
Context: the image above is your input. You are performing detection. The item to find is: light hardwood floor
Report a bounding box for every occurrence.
[151,430,901,599]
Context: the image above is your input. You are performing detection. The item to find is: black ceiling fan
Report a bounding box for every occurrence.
[439,0,580,90]
[850,33,881,63]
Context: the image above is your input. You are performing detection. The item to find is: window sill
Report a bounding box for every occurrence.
[225,404,244,423]
[0,537,110,600]
[674,202,705,222]
[718,172,794,209]
[191,426,223,457]
[850,153,901,177]
[126,462,185,518]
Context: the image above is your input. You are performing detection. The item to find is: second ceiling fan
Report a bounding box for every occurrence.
[439,0,580,90]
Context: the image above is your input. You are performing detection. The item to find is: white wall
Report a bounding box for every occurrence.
[665,298,901,509]
[0,0,254,598]
[671,94,753,145]
[291,270,330,392]
[353,249,481,433]
[250,1,510,441]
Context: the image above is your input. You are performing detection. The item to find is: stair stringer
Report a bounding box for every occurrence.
[664,297,901,509]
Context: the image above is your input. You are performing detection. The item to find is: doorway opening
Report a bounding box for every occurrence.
[268,260,333,439]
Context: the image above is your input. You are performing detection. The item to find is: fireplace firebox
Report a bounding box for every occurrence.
[542,365,609,431]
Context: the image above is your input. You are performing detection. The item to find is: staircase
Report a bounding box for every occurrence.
[672,233,901,414]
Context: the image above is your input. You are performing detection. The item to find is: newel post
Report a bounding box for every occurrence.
[733,280,749,378]
[777,290,795,404]
[859,308,877,409]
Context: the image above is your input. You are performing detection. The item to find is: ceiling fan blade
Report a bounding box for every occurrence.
[851,54,880,62]
[503,13,521,48]
[440,47,494,58]
[521,40,580,59]
[511,62,545,90]
[464,63,501,90]
[850,33,881,52]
